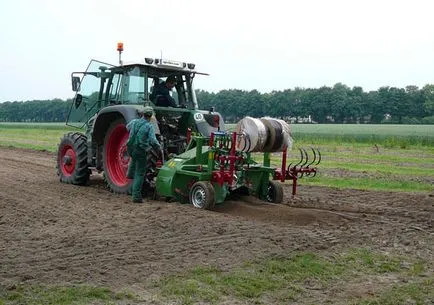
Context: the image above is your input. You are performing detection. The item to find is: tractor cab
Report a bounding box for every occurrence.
[67,58,207,128]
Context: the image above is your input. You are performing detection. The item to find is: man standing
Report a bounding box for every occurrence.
[150,75,178,107]
[126,106,161,203]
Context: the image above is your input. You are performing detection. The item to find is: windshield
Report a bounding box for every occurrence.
[147,73,198,109]
[120,66,146,104]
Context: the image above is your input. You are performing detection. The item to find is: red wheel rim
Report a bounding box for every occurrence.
[60,144,76,177]
[106,123,129,187]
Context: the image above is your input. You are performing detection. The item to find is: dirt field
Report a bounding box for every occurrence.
[0,147,433,300]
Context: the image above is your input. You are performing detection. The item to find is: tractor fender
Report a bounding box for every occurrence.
[193,110,225,136]
[92,105,159,145]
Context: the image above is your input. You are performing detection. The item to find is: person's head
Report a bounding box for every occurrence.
[136,109,144,117]
[142,106,154,120]
[165,75,177,89]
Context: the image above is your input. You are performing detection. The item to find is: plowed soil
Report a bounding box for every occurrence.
[0,147,433,294]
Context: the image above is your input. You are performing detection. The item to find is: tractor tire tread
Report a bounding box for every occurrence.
[102,119,131,194]
[268,180,283,204]
[57,132,90,185]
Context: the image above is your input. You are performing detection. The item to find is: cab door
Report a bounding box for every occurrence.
[67,60,114,128]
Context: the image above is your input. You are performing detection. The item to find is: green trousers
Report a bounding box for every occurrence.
[127,152,147,201]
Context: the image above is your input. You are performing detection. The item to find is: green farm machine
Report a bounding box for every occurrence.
[57,44,320,209]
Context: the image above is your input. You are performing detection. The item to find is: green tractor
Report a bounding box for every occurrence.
[57,51,224,194]
[58,45,320,208]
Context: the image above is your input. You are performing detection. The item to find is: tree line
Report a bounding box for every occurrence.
[196,83,434,124]
[0,99,71,122]
[1,84,433,123]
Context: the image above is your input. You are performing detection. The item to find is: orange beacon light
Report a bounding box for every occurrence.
[117,42,124,52]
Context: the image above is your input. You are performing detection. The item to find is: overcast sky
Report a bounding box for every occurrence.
[1,0,433,102]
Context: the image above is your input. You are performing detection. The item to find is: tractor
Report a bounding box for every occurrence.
[57,44,224,194]
[58,44,320,209]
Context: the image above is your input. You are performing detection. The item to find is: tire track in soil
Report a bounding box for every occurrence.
[285,186,434,233]
[0,147,432,288]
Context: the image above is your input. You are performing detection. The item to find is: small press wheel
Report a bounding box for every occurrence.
[266,180,283,204]
[189,181,216,210]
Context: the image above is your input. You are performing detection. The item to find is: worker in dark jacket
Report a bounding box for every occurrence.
[150,75,178,107]
[126,106,161,203]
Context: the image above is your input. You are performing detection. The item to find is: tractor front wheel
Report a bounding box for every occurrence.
[57,132,90,185]
[189,181,216,210]
[102,119,131,193]
[265,180,283,204]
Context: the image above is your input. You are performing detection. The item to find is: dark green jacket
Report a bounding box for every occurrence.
[126,118,160,155]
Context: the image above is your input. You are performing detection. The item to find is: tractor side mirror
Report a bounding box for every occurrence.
[74,94,83,109]
[72,76,81,91]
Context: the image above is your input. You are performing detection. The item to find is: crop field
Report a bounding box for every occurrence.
[0,123,74,152]
[2,123,434,152]
[227,123,434,147]
[0,123,433,304]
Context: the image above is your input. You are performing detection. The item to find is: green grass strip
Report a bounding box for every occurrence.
[353,279,434,305]
[0,128,76,152]
[0,250,429,305]
[0,123,74,130]
[291,124,434,137]
[301,176,433,192]
[320,152,434,165]
[319,161,434,177]
[293,134,434,147]
[159,253,344,304]
[157,249,430,305]
[0,285,136,305]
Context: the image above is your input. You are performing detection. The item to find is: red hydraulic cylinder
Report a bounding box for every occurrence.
[281,146,287,183]
[209,132,215,147]
[186,128,192,145]
[227,132,237,185]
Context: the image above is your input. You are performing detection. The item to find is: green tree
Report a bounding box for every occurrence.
[422,84,434,116]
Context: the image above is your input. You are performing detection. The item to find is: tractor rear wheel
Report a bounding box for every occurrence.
[102,119,131,193]
[57,132,90,185]
[265,180,283,203]
[189,181,216,210]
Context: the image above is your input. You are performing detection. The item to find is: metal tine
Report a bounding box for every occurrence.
[298,148,309,178]
[306,147,317,167]
[289,148,304,170]
[304,148,315,176]
[300,148,309,168]
[306,148,321,177]
[287,162,293,172]
[316,148,322,165]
